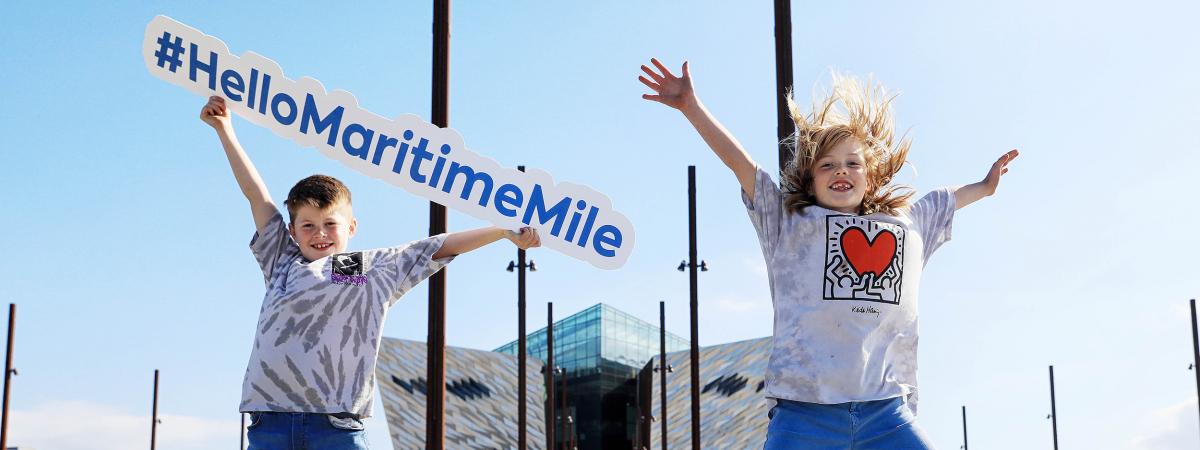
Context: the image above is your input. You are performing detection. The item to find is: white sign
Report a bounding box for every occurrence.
[143,15,634,269]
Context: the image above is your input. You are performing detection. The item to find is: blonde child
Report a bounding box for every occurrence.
[640,59,1017,449]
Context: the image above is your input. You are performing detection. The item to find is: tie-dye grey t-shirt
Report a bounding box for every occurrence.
[239,209,453,418]
[743,167,954,412]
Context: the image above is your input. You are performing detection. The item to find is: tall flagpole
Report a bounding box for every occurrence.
[426,1,451,448]
[1,304,15,450]
[1190,299,1199,438]
[961,406,968,450]
[659,301,669,450]
[151,370,160,450]
[685,166,703,450]
[1049,365,1059,450]
[773,0,795,170]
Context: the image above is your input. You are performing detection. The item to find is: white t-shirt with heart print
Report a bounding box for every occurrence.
[743,167,954,414]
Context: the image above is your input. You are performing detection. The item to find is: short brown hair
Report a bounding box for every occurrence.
[285,175,352,223]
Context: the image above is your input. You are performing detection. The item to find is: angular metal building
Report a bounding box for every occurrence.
[636,337,773,450]
[376,337,548,449]
[375,305,771,450]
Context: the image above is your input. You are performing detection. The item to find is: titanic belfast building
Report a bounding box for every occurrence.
[376,303,771,449]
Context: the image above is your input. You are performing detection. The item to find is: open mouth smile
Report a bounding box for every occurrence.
[829,180,854,192]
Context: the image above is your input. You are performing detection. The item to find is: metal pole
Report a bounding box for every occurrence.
[961,406,968,450]
[686,165,700,450]
[517,164,528,450]
[773,0,795,171]
[0,304,14,450]
[241,413,246,450]
[634,384,641,450]
[560,367,568,450]
[426,0,451,448]
[547,303,556,450]
[1190,299,1199,435]
[151,369,159,450]
[1049,365,1058,450]
[660,301,668,450]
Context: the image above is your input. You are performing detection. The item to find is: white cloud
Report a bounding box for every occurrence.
[1127,396,1200,450]
[7,400,239,450]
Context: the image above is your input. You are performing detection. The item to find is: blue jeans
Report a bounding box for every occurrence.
[246,412,370,450]
[762,397,934,450]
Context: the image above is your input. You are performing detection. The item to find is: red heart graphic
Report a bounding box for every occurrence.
[840,227,897,279]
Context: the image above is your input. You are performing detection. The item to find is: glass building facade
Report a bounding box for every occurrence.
[495,303,689,450]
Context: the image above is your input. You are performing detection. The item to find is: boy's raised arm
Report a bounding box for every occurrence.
[432,226,540,260]
[201,96,277,231]
[640,58,759,197]
[953,149,1019,210]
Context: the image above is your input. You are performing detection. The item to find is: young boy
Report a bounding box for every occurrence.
[200,95,540,449]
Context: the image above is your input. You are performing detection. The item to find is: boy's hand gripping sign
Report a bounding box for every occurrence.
[143,15,634,269]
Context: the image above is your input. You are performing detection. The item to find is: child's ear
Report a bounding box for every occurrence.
[348,218,357,238]
[288,223,296,239]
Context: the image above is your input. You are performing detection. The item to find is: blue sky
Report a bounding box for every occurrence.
[2,1,1198,448]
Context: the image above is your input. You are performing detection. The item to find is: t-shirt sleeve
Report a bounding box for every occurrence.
[909,188,956,263]
[249,209,300,287]
[375,234,456,307]
[741,166,786,260]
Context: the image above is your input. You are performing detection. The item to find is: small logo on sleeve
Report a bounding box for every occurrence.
[331,252,367,286]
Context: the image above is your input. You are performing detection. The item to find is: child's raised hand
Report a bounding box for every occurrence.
[200,96,232,131]
[506,227,541,250]
[982,149,1019,195]
[639,58,696,111]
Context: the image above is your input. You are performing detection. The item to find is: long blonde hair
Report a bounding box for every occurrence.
[781,73,913,216]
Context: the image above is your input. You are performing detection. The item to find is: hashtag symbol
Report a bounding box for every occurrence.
[153,31,186,73]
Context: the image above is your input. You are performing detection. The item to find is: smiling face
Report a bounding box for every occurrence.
[810,138,871,214]
[288,201,357,262]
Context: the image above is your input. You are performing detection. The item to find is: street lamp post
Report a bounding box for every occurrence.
[507,213,536,450]
[546,303,556,450]
[678,166,708,450]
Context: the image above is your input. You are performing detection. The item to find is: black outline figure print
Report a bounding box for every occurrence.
[823,216,905,304]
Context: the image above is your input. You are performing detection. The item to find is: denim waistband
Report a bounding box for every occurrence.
[250,411,360,420]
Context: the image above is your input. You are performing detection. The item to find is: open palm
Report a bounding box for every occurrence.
[982,149,1020,195]
[639,58,695,111]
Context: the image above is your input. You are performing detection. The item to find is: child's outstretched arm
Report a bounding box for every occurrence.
[432,226,540,260]
[200,96,276,230]
[953,149,1019,210]
[640,58,758,197]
